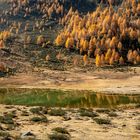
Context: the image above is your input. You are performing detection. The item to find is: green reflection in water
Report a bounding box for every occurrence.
[0,88,139,108]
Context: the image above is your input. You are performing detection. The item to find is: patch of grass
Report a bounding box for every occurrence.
[108,112,118,117]
[52,127,69,135]
[93,118,111,125]
[48,109,66,116]
[0,131,10,137]
[79,108,98,117]
[96,109,111,114]
[0,114,14,124]
[31,116,48,123]
[48,133,70,140]
[0,116,3,122]
[7,112,17,118]
[30,107,42,114]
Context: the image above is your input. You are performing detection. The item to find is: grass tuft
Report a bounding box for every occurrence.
[79,108,98,117]
[52,127,69,135]
[30,107,42,114]
[48,109,66,116]
[48,133,70,140]
[0,114,14,124]
[0,131,10,137]
[93,118,111,125]
[96,109,110,114]
[31,116,48,123]
[108,112,118,117]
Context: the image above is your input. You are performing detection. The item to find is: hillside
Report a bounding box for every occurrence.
[0,0,140,93]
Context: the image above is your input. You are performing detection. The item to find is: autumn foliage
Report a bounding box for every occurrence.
[0,31,11,48]
[6,0,65,19]
[56,0,140,67]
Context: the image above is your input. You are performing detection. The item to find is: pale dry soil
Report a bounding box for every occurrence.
[0,104,140,140]
[0,67,140,94]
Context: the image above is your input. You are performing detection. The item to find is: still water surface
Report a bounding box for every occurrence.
[0,88,139,108]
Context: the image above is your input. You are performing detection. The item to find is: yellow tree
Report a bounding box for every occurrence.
[101,54,105,65]
[65,37,74,49]
[83,54,88,66]
[95,54,101,67]
[105,49,112,63]
[119,56,124,65]
[136,55,140,64]
[109,57,114,65]
[55,34,65,46]
[0,40,4,48]
[83,40,89,52]
[127,50,133,62]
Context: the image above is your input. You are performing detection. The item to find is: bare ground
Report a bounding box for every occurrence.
[0,66,140,94]
[0,104,140,140]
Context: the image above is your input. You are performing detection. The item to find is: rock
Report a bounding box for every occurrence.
[20,131,35,139]
[122,124,126,127]
[63,116,71,121]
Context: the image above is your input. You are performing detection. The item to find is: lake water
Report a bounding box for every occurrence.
[0,88,139,108]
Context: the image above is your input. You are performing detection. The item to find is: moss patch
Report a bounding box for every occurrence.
[48,109,66,116]
[30,107,42,114]
[108,112,118,117]
[0,114,14,124]
[0,131,10,137]
[31,116,48,123]
[79,108,98,117]
[48,133,70,140]
[52,127,69,135]
[93,118,111,125]
[96,109,111,114]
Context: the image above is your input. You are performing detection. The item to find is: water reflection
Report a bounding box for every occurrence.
[0,88,139,108]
